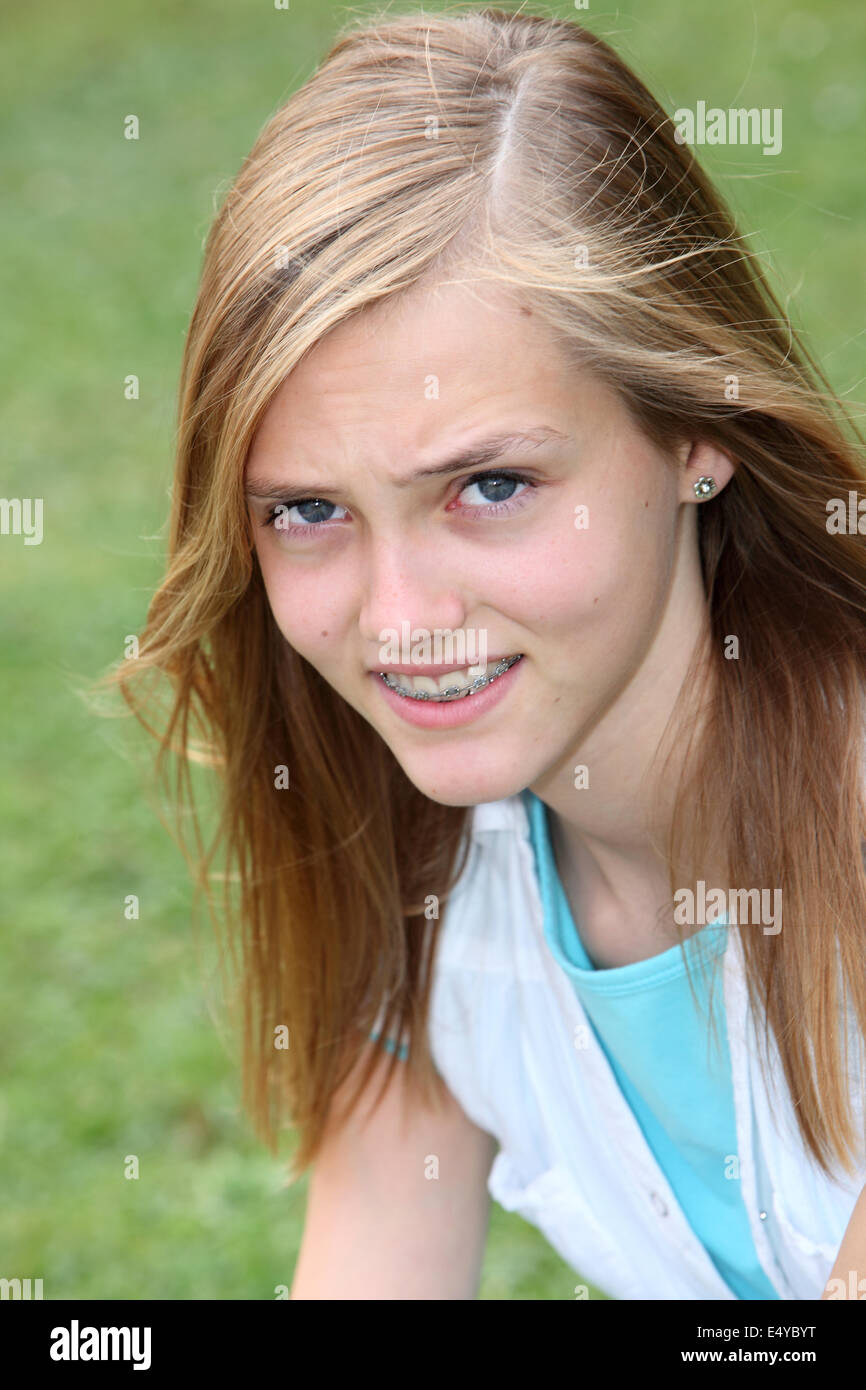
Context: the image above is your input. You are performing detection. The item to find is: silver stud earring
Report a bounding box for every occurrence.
[693,475,717,499]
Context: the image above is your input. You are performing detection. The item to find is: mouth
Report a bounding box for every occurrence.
[376,654,523,702]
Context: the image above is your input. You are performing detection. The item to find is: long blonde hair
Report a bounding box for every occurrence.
[94,6,866,1182]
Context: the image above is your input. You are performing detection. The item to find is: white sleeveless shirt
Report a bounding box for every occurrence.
[421,792,866,1300]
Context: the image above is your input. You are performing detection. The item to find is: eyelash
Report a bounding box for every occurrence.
[259,469,537,537]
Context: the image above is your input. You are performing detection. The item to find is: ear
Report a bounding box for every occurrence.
[675,438,737,504]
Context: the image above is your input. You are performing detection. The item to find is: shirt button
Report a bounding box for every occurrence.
[650,1191,668,1217]
[759,1211,767,1220]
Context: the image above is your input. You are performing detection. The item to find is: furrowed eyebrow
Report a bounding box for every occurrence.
[244,425,569,500]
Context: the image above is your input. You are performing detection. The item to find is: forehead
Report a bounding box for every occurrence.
[247,278,593,467]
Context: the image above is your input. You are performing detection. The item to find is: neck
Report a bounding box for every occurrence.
[528,584,723,962]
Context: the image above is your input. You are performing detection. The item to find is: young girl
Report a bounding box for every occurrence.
[100,7,866,1299]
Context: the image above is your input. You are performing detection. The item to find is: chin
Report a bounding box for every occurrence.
[395,756,528,809]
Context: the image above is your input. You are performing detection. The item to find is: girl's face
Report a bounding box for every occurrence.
[245,279,729,807]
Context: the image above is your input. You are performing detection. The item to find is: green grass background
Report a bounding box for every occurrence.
[2,0,863,1300]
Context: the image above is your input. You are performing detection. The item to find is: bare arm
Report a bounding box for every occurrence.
[290,1040,498,1299]
[821,1182,866,1299]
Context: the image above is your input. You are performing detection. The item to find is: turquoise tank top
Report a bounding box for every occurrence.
[523,788,779,1299]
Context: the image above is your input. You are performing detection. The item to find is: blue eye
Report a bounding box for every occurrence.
[457,472,532,509]
[259,469,536,538]
[263,499,349,531]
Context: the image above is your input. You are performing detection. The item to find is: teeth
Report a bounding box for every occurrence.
[399,666,484,695]
[379,655,522,701]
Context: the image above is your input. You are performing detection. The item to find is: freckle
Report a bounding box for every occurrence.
[644,500,649,508]
[320,630,328,637]
[593,597,599,605]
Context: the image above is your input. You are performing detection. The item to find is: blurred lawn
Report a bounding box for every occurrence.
[1,0,862,1300]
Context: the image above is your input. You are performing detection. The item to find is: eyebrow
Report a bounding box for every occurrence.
[244,425,570,500]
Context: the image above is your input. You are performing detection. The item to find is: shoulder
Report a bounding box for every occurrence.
[423,790,549,1134]
[366,792,536,1065]
[434,790,537,950]
[467,790,533,837]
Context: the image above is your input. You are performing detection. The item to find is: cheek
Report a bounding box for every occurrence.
[509,500,674,645]
[256,546,351,665]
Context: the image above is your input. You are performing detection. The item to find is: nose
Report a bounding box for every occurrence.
[358,531,468,659]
